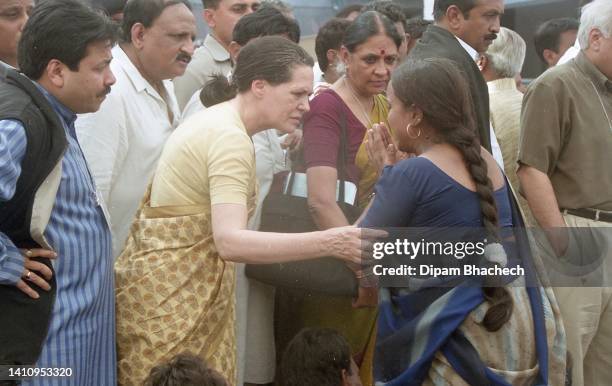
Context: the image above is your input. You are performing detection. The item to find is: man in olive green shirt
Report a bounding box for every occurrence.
[518,1,612,385]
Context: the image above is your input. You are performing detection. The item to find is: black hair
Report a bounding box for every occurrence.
[335,4,363,19]
[362,0,407,25]
[260,0,292,16]
[121,0,192,43]
[433,0,477,21]
[200,36,313,106]
[279,328,353,386]
[533,18,579,63]
[232,4,300,46]
[405,17,432,39]
[391,58,513,332]
[91,0,126,16]
[18,0,117,80]
[343,11,402,51]
[315,18,351,72]
[143,352,228,386]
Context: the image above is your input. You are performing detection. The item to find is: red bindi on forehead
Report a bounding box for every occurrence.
[379,49,386,55]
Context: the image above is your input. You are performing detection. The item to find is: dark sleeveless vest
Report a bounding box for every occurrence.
[0,66,67,367]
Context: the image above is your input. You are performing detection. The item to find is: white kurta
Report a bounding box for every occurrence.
[76,45,180,257]
[236,129,290,384]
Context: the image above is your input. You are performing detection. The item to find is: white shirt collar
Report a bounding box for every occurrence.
[112,45,176,106]
[455,36,480,62]
[557,39,580,66]
[113,45,152,94]
[204,34,230,62]
[487,77,518,93]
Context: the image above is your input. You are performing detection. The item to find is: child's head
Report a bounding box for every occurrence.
[280,328,363,386]
[143,352,228,386]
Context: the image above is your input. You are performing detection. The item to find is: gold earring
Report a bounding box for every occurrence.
[406,124,421,139]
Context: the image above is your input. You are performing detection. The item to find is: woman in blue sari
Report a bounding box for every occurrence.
[360,58,567,385]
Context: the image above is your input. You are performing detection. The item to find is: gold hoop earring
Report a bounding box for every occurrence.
[406,124,421,139]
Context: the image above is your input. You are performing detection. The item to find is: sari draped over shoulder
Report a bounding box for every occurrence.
[355,94,392,210]
[114,185,256,386]
[374,195,567,386]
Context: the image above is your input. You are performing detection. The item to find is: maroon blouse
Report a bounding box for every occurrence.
[302,89,367,184]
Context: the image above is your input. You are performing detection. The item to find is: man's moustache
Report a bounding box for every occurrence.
[98,86,111,98]
[177,53,192,63]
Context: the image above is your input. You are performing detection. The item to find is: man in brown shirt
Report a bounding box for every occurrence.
[518,1,612,385]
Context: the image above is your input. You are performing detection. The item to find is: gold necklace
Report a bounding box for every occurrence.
[344,76,373,127]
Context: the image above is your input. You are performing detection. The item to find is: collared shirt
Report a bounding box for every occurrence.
[488,78,523,176]
[173,34,232,111]
[455,36,505,170]
[313,62,325,84]
[557,40,580,66]
[488,77,534,225]
[181,87,206,122]
[76,45,180,257]
[248,129,290,230]
[0,84,115,385]
[455,36,480,61]
[519,51,612,210]
[180,66,234,123]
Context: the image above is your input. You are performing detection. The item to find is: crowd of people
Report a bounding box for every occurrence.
[0,0,610,385]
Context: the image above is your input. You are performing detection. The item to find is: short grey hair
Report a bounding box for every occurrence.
[578,0,612,49]
[484,27,526,78]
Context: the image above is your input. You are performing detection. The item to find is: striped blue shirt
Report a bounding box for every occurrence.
[0,84,115,385]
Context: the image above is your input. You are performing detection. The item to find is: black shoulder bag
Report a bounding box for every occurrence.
[245,113,360,296]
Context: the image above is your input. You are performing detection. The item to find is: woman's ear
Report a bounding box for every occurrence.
[251,79,267,98]
[339,45,350,66]
[407,105,423,127]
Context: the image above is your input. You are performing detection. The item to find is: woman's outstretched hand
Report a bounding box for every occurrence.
[323,226,387,266]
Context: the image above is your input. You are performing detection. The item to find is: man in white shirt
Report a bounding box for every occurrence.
[173,0,260,110]
[76,0,196,257]
[0,0,33,69]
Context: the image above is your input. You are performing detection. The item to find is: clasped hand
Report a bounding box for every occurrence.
[365,123,410,174]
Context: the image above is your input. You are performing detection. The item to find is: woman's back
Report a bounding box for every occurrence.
[361,155,512,229]
[362,156,561,385]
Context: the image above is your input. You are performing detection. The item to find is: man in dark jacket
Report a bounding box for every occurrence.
[409,0,504,153]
